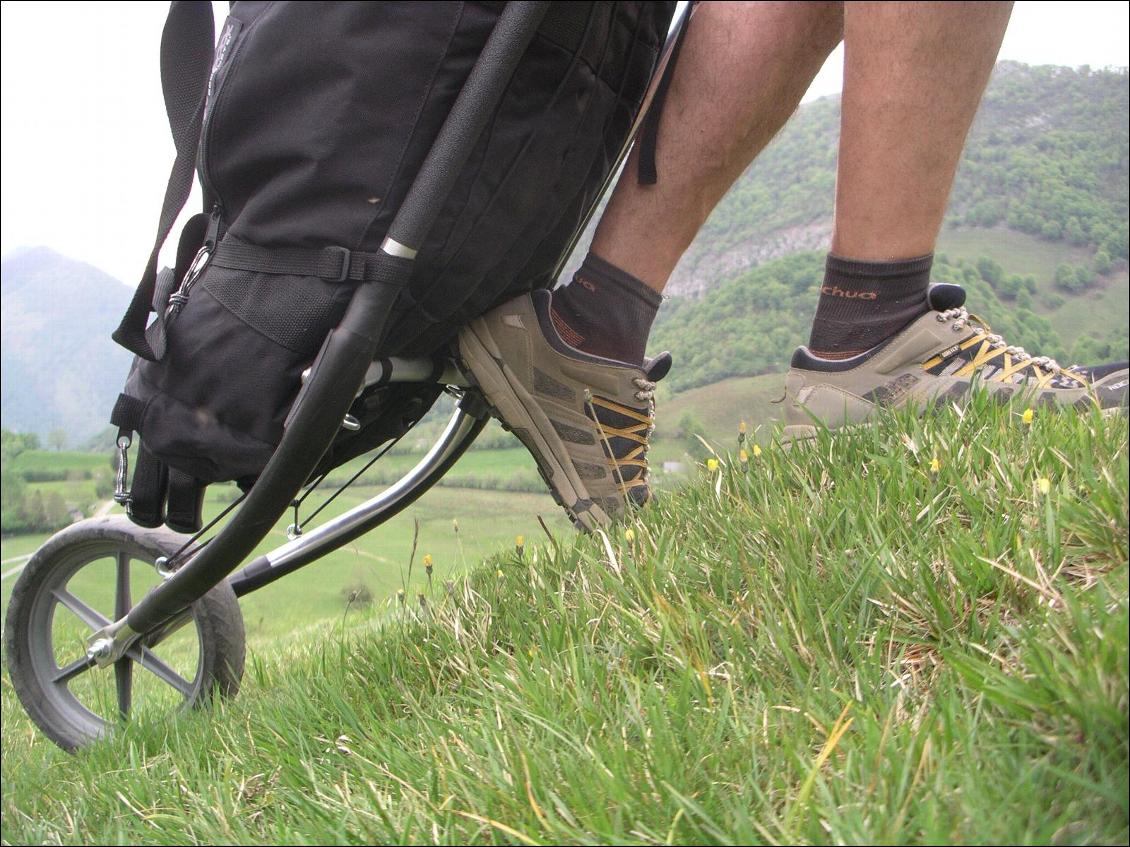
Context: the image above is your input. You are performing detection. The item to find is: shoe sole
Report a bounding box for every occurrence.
[459,318,611,532]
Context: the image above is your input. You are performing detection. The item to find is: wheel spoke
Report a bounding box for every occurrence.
[128,646,193,697]
[115,658,133,717]
[51,589,111,631]
[115,552,131,619]
[52,655,97,684]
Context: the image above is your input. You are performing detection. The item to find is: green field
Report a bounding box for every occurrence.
[7,450,110,476]
[2,398,1125,844]
[3,482,572,649]
[938,226,1095,287]
[938,226,1130,344]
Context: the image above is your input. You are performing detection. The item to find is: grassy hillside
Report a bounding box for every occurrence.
[3,398,1126,844]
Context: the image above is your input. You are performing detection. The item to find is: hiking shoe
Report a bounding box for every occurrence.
[458,290,671,530]
[782,284,1129,440]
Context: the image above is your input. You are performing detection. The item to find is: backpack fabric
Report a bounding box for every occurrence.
[110,1,675,531]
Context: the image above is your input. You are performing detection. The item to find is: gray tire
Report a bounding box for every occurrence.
[4,516,245,751]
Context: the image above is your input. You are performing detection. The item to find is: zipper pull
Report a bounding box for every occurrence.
[166,205,222,320]
[203,203,222,248]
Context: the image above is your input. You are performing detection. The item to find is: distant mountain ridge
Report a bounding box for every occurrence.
[1,248,133,442]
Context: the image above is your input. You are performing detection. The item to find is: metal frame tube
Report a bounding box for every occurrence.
[228,403,485,597]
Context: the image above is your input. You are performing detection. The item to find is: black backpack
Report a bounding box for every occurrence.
[109,1,677,532]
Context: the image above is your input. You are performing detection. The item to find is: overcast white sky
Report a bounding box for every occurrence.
[2,1,1128,284]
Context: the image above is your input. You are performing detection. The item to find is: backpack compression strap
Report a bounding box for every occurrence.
[636,1,694,186]
[112,1,215,362]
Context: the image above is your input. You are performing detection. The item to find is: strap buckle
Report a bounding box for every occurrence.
[325,246,352,283]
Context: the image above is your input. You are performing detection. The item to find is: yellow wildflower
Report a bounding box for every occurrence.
[1038,477,1051,495]
[739,449,749,463]
[706,458,719,472]
[624,528,636,543]
[752,444,762,458]
[515,535,524,548]
[1021,408,1034,425]
[930,456,940,474]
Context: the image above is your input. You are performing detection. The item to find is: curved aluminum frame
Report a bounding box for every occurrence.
[260,403,480,573]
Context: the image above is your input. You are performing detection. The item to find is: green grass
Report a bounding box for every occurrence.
[660,373,785,444]
[7,450,110,476]
[2,397,1126,844]
[1046,269,1130,343]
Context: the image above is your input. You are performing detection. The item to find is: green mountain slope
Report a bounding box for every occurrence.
[668,62,1129,297]
[3,401,1125,844]
[1,248,132,442]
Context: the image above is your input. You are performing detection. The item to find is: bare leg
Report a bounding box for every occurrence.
[833,2,1013,260]
[590,1,844,292]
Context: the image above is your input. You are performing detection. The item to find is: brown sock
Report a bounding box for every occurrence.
[808,253,933,358]
[550,252,662,364]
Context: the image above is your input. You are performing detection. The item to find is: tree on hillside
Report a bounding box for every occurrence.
[976,256,1003,287]
[43,491,70,528]
[23,490,47,530]
[2,429,40,458]
[47,428,68,452]
[1094,250,1112,275]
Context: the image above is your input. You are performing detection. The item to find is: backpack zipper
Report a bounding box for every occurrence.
[198,16,245,220]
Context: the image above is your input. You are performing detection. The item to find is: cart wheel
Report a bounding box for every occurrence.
[4,516,245,751]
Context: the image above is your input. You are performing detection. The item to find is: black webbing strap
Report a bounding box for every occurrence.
[110,392,147,432]
[165,470,207,534]
[129,445,170,529]
[112,1,216,361]
[638,4,694,186]
[210,240,395,284]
